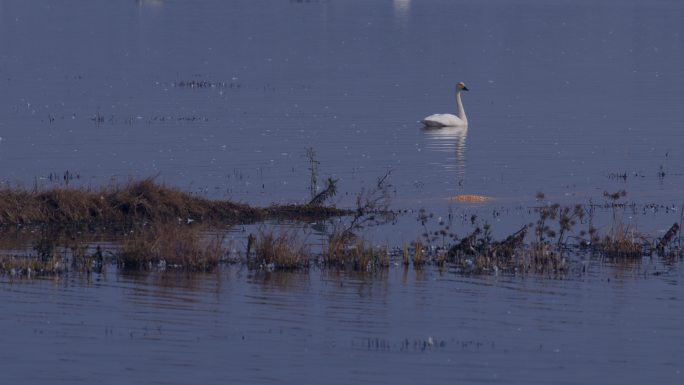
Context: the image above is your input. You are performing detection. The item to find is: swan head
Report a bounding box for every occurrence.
[457,82,469,92]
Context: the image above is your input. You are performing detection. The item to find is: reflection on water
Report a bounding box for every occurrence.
[422,126,468,179]
[393,0,411,18]
[137,0,165,8]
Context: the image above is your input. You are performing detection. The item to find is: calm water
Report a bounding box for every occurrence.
[1,264,683,385]
[1,0,683,210]
[1,0,683,383]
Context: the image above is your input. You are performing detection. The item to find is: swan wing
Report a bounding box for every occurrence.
[422,114,465,127]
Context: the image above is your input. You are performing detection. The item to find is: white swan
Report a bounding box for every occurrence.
[422,82,469,127]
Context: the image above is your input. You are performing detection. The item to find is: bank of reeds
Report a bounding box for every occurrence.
[0,177,351,227]
[1,188,682,277]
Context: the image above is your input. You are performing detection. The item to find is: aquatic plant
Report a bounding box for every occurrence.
[324,232,389,271]
[2,183,682,277]
[411,239,425,267]
[309,178,338,207]
[306,147,319,201]
[446,225,538,274]
[593,190,645,260]
[0,255,57,277]
[117,223,223,271]
[402,241,410,266]
[343,170,394,233]
[250,228,310,270]
[656,223,680,255]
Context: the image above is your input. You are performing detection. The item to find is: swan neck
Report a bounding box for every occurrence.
[456,91,467,123]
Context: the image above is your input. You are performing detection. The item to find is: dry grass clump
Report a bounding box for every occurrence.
[324,232,389,271]
[117,223,223,271]
[596,224,644,260]
[412,239,425,267]
[251,229,310,270]
[592,191,645,260]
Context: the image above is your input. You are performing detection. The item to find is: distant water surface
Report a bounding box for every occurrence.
[0,0,682,213]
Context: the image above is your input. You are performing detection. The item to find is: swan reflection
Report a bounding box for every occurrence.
[137,0,165,8]
[393,0,411,19]
[422,126,468,178]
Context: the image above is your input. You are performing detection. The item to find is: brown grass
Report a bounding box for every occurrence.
[324,232,389,271]
[0,254,61,277]
[117,223,223,271]
[0,177,351,227]
[251,229,310,270]
[596,223,644,260]
[412,239,425,267]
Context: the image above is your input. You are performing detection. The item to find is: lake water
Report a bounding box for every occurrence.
[1,0,683,383]
[1,264,683,385]
[1,0,683,209]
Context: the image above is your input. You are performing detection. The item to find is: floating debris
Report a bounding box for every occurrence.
[173,80,239,89]
[452,194,492,202]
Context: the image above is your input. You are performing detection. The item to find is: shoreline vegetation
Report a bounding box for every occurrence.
[0,179,682,278]
[0,177,351,227]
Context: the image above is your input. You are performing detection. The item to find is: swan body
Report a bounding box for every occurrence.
[422,113,466,127]
[422,82,469,127]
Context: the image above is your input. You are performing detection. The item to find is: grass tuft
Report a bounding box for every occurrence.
[324,232,389,271]
[117,223,223,271]
[251,229,310,270]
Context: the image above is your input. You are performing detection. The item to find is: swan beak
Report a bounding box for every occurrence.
[462,86,469,91]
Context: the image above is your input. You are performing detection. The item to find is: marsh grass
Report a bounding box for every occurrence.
[412,240,425,267]
[429,191,669,273]
[402,241,410,266]
[0,231,106,277]
[1,185,681,277]
[593,190,645,260]
[0,254,60,277]
[447,225,539,273]
[597,223,644,260]
[0,177,350,227]
[251,228,310,270]
[324,232,389,271]
[117,223,223,271]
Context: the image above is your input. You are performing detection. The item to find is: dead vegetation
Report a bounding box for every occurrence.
[324,232,389,271]
[0,177,351,227]
[0,182,682,277]
[117,223,224,271]
[249,228,310,270]
[416,191,682,274]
